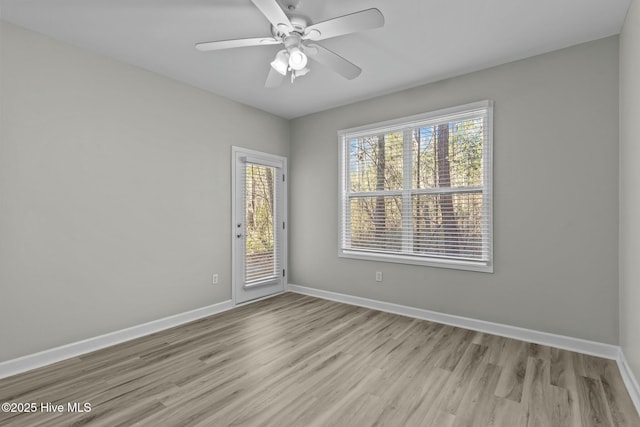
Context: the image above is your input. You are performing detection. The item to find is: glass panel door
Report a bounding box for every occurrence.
[232,147,287,304]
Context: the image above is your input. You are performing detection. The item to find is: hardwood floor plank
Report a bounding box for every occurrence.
[1,293,638,427]
[528,343,551,362]
[521,357,552,427]
[429,410,457,427]
[440,343,489,415]
[550,347,583,427]
[310,370,386,426]
[494,339,528,403]
[390,367,452,426]
[451,363,502,427]
[485,397,525,427]
[576,375,615,427]
[600,359,640,426]
[551,347,572,388]
[549,384,573,427]
[474,332,509,365]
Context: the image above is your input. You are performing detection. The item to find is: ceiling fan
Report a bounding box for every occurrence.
[195,0,384,87]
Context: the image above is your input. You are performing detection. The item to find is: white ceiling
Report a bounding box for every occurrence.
[0,0,631,119]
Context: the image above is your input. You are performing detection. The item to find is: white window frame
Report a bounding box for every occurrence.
[338,100,493,273]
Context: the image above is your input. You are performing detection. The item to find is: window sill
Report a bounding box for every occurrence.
[339,250,494,273]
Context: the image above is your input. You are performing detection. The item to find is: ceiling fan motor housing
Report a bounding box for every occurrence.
[283,32,302,50]
[272,16,308,40]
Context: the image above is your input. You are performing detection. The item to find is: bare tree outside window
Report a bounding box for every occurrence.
[245,164,276,282]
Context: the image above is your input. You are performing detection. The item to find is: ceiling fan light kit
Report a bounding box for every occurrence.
[195,0,384,87]
[294,67,310,77]
[288,47,307,70]
[270,50,289,75]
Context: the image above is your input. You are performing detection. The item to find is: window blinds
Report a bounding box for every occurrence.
[242,160,283,284]
[338,101,493,272]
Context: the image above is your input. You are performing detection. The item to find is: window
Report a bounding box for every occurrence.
[338,101,493,272]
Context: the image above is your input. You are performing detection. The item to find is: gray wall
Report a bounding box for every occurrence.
[0,22,289,362]
[290,36,620,344]
[620,0,640,382]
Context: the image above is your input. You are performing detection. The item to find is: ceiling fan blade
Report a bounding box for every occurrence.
[306,43,361,80]
[251,0,293,33]
[195,37,279,52]
[303,8,384,41]
[265,66,285,88]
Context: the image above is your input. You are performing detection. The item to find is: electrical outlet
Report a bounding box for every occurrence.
[375,271,383,282]
[212,274,219,285]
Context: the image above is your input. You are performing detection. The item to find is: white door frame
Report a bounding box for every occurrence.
[231,146,287,305]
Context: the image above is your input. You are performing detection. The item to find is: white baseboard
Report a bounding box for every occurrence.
[617,350,640,414]
[287,284,620,360]
[0,299,234,380]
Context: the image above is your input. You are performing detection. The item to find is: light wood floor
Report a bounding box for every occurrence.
[0,293,638,426]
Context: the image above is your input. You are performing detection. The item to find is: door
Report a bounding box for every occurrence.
[232,147,287,304]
